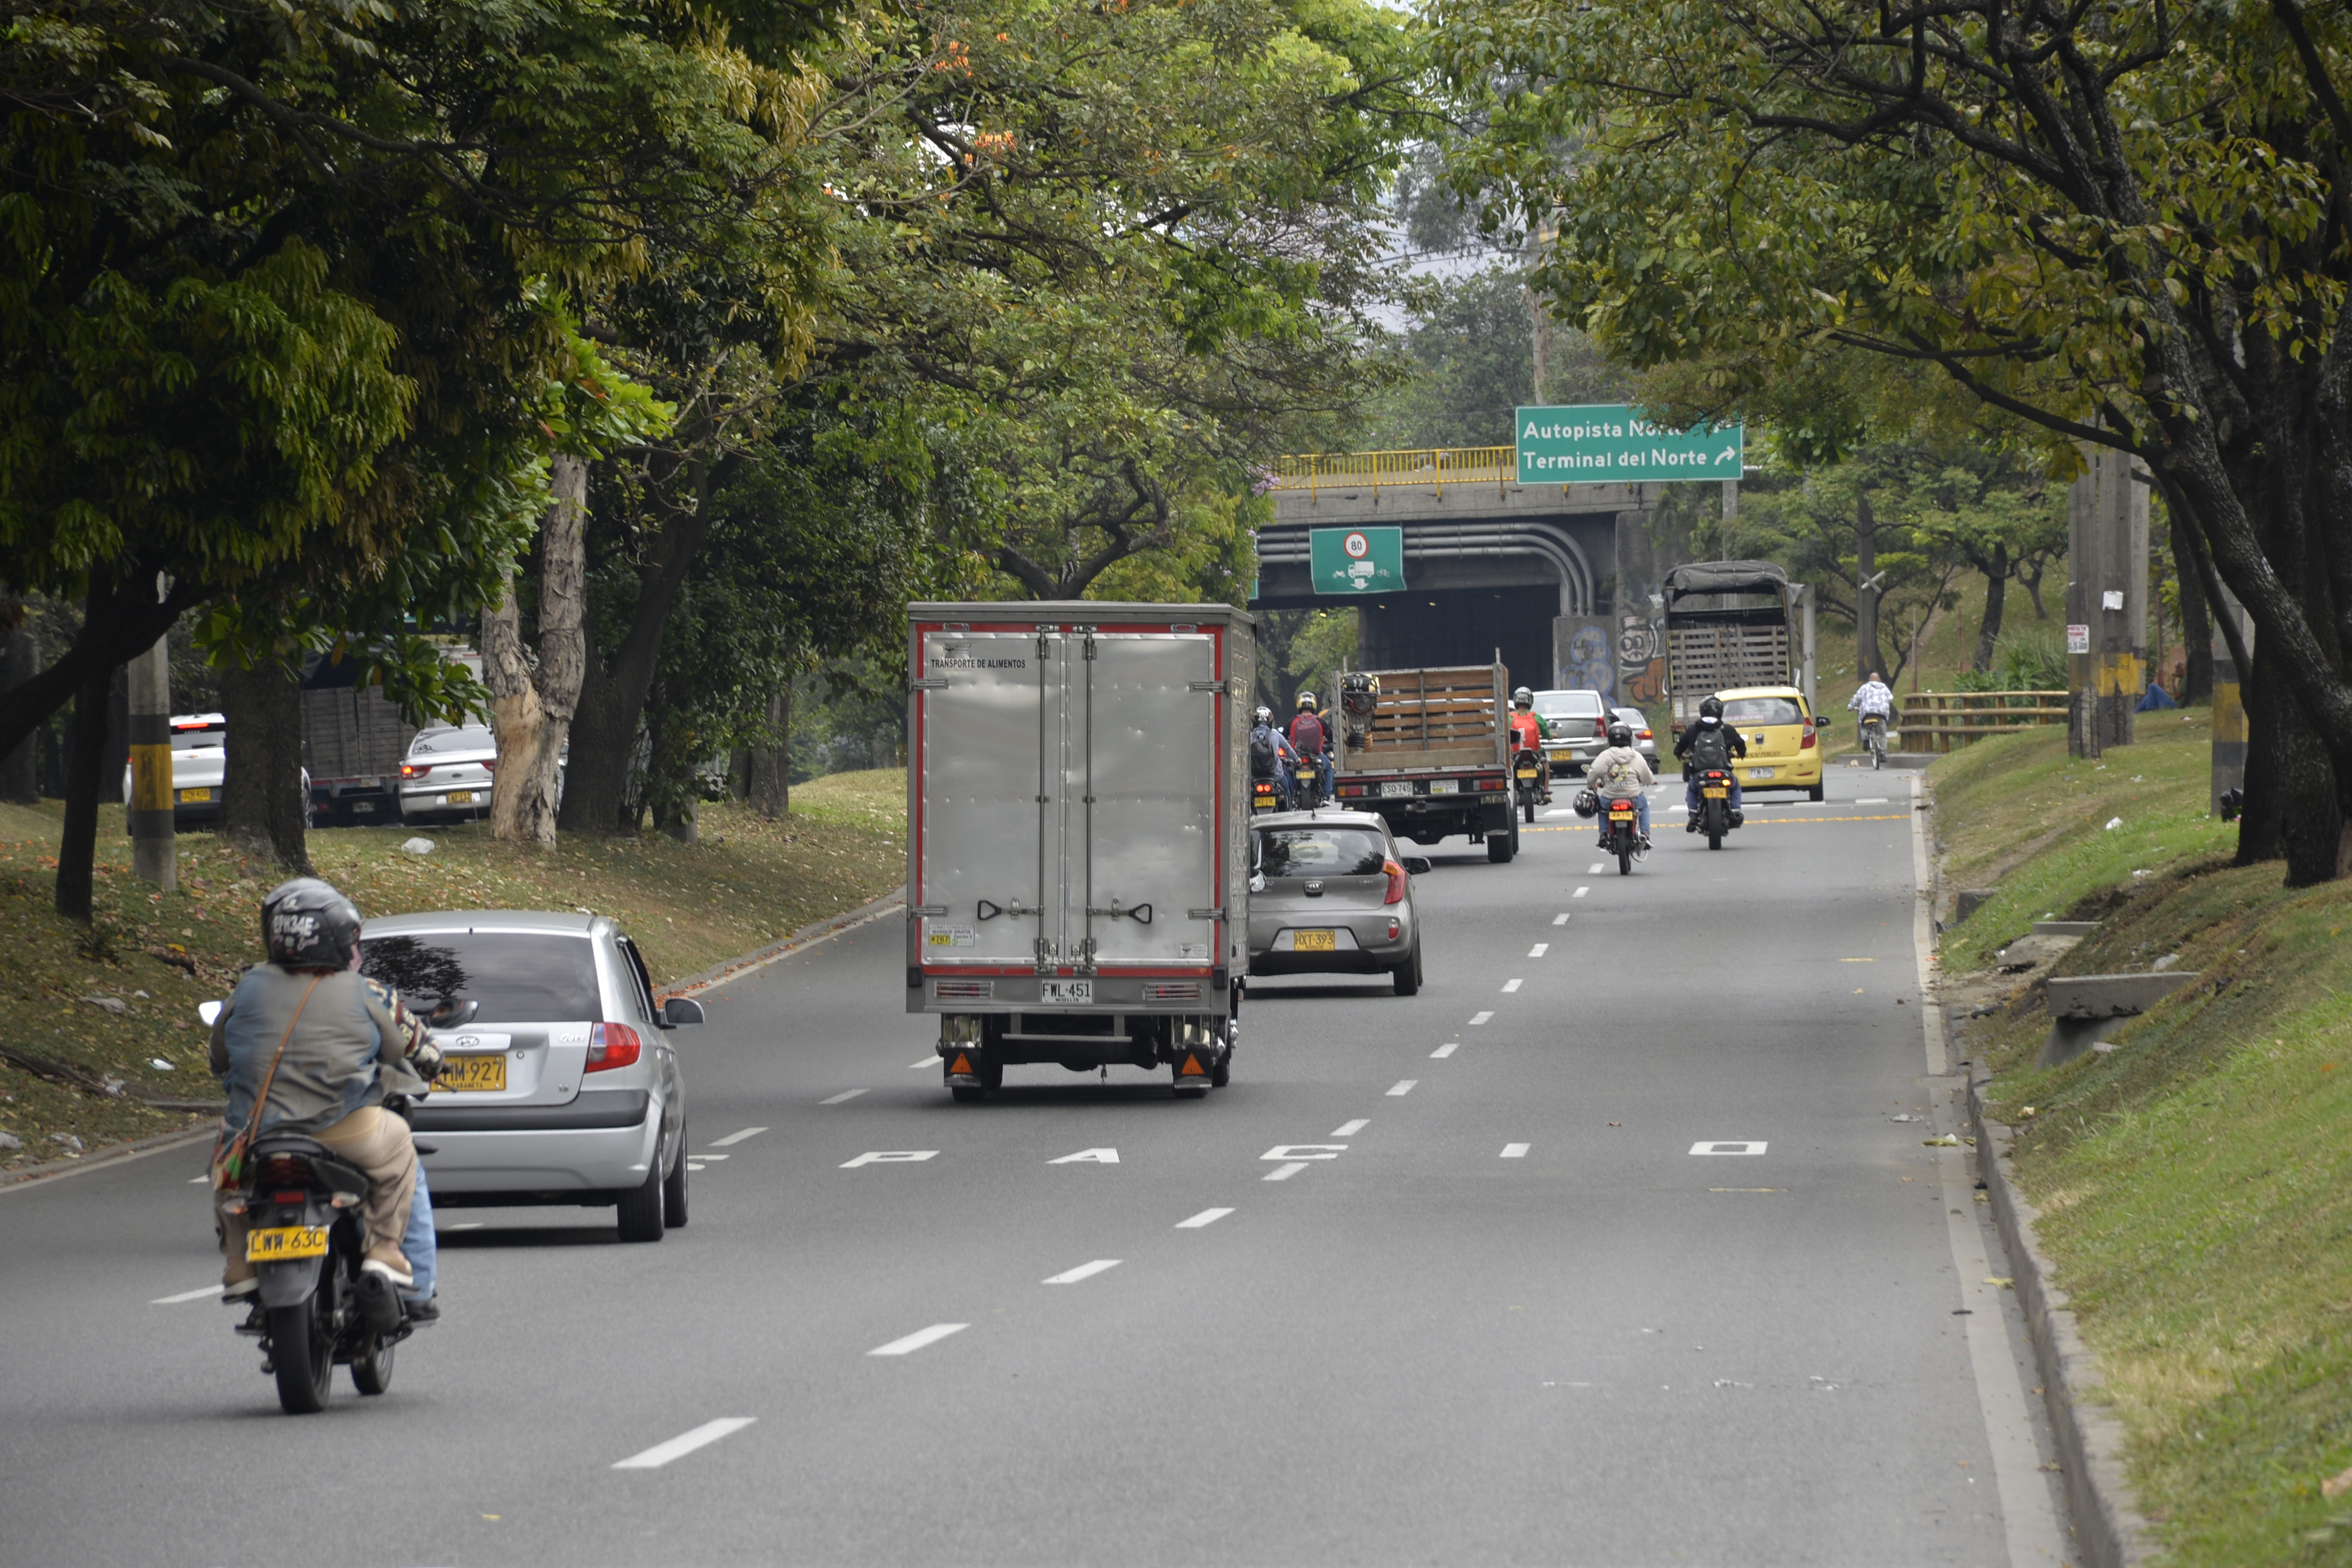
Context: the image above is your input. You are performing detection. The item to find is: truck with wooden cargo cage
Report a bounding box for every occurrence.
[903,602,1252,1101]
[1326,661,1520,863]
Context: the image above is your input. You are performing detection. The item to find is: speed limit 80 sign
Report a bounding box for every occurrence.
[1308,526,1405,595]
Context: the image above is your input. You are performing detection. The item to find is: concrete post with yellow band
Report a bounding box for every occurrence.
[126,636,176,891]
[2209,583,2250,813]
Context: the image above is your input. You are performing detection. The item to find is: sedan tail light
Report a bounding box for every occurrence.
[1382,859,1408,904]
[586,1021,642,1073]
[399,763,430,780]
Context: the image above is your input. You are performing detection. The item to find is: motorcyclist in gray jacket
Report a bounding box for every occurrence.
[210,879,441,1327]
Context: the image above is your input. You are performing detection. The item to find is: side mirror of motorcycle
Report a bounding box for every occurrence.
[1402,856,1433,875]
[196,1000,222,1028]
[658,996,706,1029]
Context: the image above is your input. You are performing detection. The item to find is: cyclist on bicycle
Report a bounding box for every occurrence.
[1848,670,1895,752]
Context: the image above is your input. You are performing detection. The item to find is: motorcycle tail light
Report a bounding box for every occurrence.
[587,1021,642,1072]
[257,1154,311,1187]
[272,1191,307,1205]
[1382,860,1408,904]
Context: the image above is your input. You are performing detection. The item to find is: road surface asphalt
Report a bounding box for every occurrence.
[0,768,2074,1566]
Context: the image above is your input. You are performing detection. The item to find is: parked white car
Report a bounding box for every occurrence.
[396,723,564,824]
[119,713,226,827]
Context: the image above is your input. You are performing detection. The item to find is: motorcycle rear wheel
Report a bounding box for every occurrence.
[1618,844,1632,875]
[350,1330,396,1396]
[268,1300,334,1415]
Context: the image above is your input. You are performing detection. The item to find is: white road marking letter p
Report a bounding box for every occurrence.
[841,1150,940,1168]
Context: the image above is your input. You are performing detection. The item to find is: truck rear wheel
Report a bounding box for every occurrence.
[1487,820,1517,862]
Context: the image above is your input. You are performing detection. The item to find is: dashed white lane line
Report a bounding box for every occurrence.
[1176,1208,1234,1229]
[151,1285,222,1305]
[1587,862,1606,874]
[1690,1141,1769,1156]
[1043,1259,1122,1285]
[1430,1042,1458,1058]
[907,1055,939,1070]
[1386,1080,1417,1097]
[1501,978,1523,993]
[1469,1010,1494,1025]
[440,1221,483,1231]
[1331,1119,1370,1137]
[1552,912,1570,926]
[1572,886,1590,899]
[612,1417,758,1469]
[1528,942,1549,957]
[188,1175,208,1184]
[869,1323,968,1357]
[817,1090,867,1106]
[1500,1143,1530,1159]
[1263,1162,1309,1182]
[1857,797,1890,804]
[709,1127,767,1147]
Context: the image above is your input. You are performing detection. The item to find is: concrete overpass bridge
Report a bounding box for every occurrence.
[1252,446,1688,702]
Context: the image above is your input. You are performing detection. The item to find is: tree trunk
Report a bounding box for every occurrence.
[2173,517,2213,703]
[1855,489,1885,679]
[1,609,38,803]
[483,454,590,847]
[558,503,718,837]
[746,683,790,818]
[2020,560,2051,620]
[1973,543,2009,673]
[54,658,114,921]
[0,568,198,764]
[218,659,313,876]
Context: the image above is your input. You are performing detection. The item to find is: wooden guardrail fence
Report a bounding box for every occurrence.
[1895,691,2068,753]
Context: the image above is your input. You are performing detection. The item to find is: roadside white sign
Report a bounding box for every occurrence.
[2066,623,2091,654]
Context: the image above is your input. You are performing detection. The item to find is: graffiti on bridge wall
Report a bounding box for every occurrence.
[1555,610,1670,705]
[1618,614,1667,705]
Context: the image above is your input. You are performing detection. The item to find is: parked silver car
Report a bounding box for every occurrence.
[1245,810,1429,994]
[396,724,495,823]
[1533,689,1610,774]
[357,911,701,1242]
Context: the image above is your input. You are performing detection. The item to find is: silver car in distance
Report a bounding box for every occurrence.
[1245,810,1429,995]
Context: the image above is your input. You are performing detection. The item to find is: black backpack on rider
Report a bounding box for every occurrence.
[1249,729,1279,777]
[1686,721,1732,770]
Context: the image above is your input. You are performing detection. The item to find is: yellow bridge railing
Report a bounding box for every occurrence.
[1272,446,1515,498]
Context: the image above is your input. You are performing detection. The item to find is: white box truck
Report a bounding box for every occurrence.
[903,602,1254,1101]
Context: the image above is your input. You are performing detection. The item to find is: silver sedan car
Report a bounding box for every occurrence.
[397,724,495,823]
[357,911,702,1242]
[1245,810,1430,994]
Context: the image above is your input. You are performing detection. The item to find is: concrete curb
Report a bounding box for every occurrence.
[0,1121,216,1193]
[1969,1078,2158,1567]
[660,887,905,997]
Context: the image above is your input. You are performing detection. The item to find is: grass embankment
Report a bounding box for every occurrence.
[1933,718,2352,1563]
[0,771,906,1174]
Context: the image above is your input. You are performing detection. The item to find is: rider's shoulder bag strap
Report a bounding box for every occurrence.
[212,973,324,1189]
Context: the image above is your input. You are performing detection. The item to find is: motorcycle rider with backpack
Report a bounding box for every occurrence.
[1250,705,1300,808]
[1586,721,1655,846]
[1287,691,1333,804]
[209,878,442,1328]
[1674,696,1747,830]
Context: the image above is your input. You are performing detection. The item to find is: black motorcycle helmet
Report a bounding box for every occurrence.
[1697,696,1725,722]
[261,877,363,972]
[1606,721,1633,747]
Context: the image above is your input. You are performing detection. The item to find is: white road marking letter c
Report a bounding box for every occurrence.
[1260,1144,1347,1161]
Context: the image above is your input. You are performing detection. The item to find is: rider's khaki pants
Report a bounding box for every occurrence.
[217,1105,418,1282]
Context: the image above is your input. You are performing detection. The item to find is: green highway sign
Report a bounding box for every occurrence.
[1309,526,1405,595]
[1517,404,1744,484]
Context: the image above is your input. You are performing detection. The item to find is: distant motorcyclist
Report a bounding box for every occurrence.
[209,878,442,1327]
[1507,686,1553,803]
[1250,705,1299,808]
[1674,696,1747,829]
[1587,721,1655,846]
[1849,670,1895,739]
[1287,691,1333,801]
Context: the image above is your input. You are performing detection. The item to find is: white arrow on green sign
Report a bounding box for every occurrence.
[1517,404,1744,484]
[1309,526,1404,595]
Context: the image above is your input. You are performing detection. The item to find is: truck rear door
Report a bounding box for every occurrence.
[1077,630,1221,971]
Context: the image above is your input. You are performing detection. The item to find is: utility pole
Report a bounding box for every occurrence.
[2065,448,2149,756]
[125,599,176,890]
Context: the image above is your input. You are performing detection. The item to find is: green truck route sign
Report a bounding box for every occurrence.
[1309,526,1405,595]
[1517,405,1744,484]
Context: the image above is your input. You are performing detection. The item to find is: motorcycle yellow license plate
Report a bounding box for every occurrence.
[1517,768,1538,779]
[436,1055,507,1092]
[1291,929,1337,952]
[1252,795,1276,810]
[246,1225,329,1263]
[445,790,475,805]
[1702,786,1729,798]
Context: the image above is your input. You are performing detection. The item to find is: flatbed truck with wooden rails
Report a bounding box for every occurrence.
[1328,662,1520,863]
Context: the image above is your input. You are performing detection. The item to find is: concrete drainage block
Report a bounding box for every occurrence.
[2040,972,2198,1067]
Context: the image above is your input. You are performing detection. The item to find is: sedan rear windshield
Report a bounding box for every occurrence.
[1722,697,1805,727]
[359,932,601,1024]
[410,726,495,756]
[1257,827,1390,878]
[1534,691,1604,716]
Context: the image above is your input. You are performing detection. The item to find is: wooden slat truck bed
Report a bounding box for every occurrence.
[1340,664,1508,771]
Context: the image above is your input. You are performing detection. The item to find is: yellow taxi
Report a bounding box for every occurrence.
[1714,686,1826,801]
